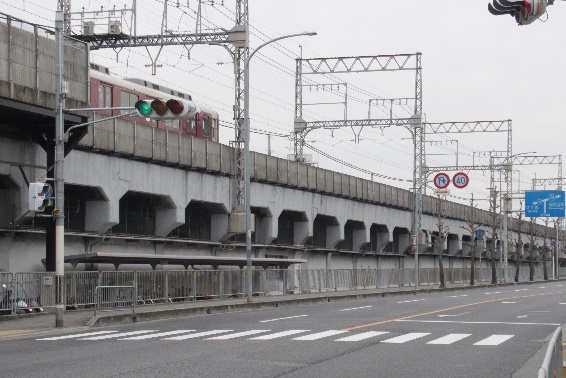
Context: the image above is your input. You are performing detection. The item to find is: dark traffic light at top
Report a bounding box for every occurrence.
[488,0,554,25]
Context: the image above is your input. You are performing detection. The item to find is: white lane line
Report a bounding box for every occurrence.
[249,330,309,340]
[260,315,308,323]
[340,306,373,312]
[474,335,514,346]
[427,333,472,345]
[397,299,425,304]
[37,331,118,340]
[293,330,348,340]
[484,292,501,295]
[396,320,560,326]
[206,330,269,340]
[438,312,469,318]
[335,331,389,342]
[539,287,546,289]
[514,289,528,291]
[80,330,157,340]
[448,295,468,298]
[165,330,232,340]
[119,330,195,340]
[560,303,566,305]
[381,333,430,344]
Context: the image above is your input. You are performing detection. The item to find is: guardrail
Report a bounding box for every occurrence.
[94,285,136,317]
[538,327,564,378]
[0,267,562,315]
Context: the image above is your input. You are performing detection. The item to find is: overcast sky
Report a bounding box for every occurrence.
[3,0,566,212]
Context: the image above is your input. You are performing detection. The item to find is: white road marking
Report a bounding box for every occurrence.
[119,330,195,340]
[484,292,501,295]
[335,331,389,342]
[381,333,430,344]
[339,306,373,312]
[165,330,232,340]
[249,330,309,340]
[560,303,566,305]
[539,287,546,289]
[80,330,157,340]
[206,330,269,340]
[517,315,528,318]
[396,320,560,326]
[448,295,468,298]
[427,334,472,345]
[438,312,469,318]
[397,299,425,303]
[37,331,118,340]
[293,330,348,340]
[260,315,308,323]
[474,335,514,346]
[515,289,528,292]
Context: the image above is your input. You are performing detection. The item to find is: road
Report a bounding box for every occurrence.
[2,282,565,378]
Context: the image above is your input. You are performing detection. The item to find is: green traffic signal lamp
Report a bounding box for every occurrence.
[135,100,153,117]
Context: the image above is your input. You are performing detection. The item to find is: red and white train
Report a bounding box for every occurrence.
[89,63,219,142]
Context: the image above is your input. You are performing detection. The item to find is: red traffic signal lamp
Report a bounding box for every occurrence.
[488,0,550,25]
[134,98,198,120]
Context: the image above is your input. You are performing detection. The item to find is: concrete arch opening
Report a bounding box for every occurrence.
[393,227,410,254]
[309,214,339,248]
[110,191,176,236]
[274,210,309,245]
[369,224,389,253]
[338,220,366,251]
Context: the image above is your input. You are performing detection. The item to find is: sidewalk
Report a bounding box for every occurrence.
[0,279,559,338]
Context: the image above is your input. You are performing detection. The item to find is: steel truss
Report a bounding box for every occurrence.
[293,52,424,288]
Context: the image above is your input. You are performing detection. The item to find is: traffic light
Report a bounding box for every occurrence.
[134,98,198,120]
[28,182,52,212]
[488,0,550,25]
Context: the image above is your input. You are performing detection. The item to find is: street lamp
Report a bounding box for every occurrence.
[244,31,317,303]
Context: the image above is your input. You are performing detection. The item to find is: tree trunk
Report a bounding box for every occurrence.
[439,254,445,288]
[529,246,534,281]
[542,251,548,281]
[514,252,520,283]
[470,243,475,286]
[490,245,497,284]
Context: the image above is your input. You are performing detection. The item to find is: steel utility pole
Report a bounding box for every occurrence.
[54,10,66,328]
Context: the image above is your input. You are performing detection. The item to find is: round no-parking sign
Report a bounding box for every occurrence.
[453,172,469,189]
[433,173,450,189]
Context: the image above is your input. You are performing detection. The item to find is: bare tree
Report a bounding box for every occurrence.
[540,218,552,281]
[432,195,449,288]
[514,204,524,283]
[461,195,480,286]
[487,188,500,284]
[527,218,537,281]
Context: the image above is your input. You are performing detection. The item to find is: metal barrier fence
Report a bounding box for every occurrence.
[94,285,136,317]
[538,327,564,378]
[0,267,564,314]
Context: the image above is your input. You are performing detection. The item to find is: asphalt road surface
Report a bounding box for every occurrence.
[2,282,565,378]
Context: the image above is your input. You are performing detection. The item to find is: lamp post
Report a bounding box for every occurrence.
[244,31,316,303]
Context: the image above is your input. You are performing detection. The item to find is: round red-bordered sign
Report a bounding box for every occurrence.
[453,172,469,189]
[433,173,450,189]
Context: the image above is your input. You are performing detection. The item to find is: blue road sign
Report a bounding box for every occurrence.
[475,229,485,240]
[525,190,565,217]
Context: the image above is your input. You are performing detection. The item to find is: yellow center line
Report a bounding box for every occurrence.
[341,290,566,331]
[0,330,35,336]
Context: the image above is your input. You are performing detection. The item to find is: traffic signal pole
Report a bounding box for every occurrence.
[54,10,65,327]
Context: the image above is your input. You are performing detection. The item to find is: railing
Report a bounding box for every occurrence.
[0,267,564,314]
[538,327,564,378]
[94,285,136,317]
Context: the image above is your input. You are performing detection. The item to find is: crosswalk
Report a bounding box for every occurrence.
[37,329,515,346]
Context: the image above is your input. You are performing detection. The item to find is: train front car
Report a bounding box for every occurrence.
[89,64,219,143]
